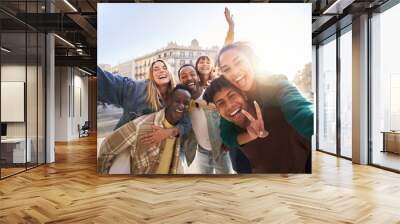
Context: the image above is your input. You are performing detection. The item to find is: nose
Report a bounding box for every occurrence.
[159,68,167,74]
[231,68,241,79]
[226,101,236,113]
[186,75,193,82]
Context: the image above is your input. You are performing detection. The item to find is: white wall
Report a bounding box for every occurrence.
[54,67,89,141]
[1,65,29,138]
[1,63,46,164]
[55,66,69,141]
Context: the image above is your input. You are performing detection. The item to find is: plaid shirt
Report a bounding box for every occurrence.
[97,109,182,175]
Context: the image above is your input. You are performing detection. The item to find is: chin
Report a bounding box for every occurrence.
[239,81,252,91]
[157,80,170,86]
[243,85,252,92]
[174,115,183,122]
[190,86,198,92]
[230,116,246,128]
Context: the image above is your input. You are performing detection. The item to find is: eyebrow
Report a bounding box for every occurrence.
[215,99,223,105]
[227,89,235,96]
[215,90,230,104]
[233,56,241,63]
[221,65,228,70]
[221,56,241,68]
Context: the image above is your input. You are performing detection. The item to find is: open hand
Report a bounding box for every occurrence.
[224,7,234,28]
[240,101,268,139]
[140,125,175,148]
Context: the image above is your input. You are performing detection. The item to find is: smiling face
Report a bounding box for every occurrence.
[165,89,191,125]
[151,61,171,86]
[179,66,201,97]
[213,87,250,128]
[196,57,213,76]
[219,48,256,92]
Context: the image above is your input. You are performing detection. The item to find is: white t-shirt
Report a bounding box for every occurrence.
[189,90,212,151]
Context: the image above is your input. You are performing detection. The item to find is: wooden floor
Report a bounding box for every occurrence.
[373,150,400,171]
[1,135,400,223]
[1,167,26,178]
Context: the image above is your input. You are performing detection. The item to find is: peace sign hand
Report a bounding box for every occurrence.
[240,101,268,139]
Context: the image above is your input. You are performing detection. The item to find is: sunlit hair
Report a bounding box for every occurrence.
[146,59,176,111]
[217,41,258,68]
[195,55,216,87]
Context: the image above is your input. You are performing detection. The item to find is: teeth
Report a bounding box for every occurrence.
[235,75,244,82]
[188,83,194,86]
[176,109,183,113]
[230,108,241,116]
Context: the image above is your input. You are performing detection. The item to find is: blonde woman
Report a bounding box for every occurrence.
[98,59,191,145]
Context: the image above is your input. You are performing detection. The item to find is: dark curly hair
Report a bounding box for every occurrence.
[203,76,244,104]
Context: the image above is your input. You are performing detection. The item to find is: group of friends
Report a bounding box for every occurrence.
[97,8,313,175]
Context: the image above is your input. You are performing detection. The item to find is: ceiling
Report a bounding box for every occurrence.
[0,0,392,75]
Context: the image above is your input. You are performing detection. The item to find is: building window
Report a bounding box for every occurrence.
[370,4,400,171]
[164,53,167,58]
[1,30,47,179]
[180,60,185,66]
[317,36,337,155]
[189,51,193,57]
[170,51,173,56]
[339,28,352,159]
[180,51,185,57]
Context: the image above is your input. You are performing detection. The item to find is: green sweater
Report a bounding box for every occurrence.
[220,74,314,148]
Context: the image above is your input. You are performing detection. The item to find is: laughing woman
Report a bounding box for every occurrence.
[215,41,314,172]
[98,59,191,145]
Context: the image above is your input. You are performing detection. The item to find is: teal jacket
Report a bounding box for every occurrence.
[220,74,314,148]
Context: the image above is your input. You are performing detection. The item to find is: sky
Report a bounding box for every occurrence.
[98,3,311,80]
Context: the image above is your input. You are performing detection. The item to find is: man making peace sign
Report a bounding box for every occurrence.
[203,76,311,173]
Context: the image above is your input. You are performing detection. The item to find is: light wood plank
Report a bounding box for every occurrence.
[0,135,399,223]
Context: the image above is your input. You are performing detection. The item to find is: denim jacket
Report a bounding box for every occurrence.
[183,105,225,166]
[97,66,191,135]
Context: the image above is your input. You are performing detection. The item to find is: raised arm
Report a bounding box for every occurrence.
[224,7,235,46]
[97,66,139,107]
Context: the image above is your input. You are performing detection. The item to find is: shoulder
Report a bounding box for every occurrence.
[220,117,236,128]
[256,73,289,88]
[126,78,148,88]
[133,111,156,125]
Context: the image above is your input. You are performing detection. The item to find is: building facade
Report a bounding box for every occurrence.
[108,59,136,80]
[134,39,219,80]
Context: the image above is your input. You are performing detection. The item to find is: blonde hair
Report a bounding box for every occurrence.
[146,59,176,111]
